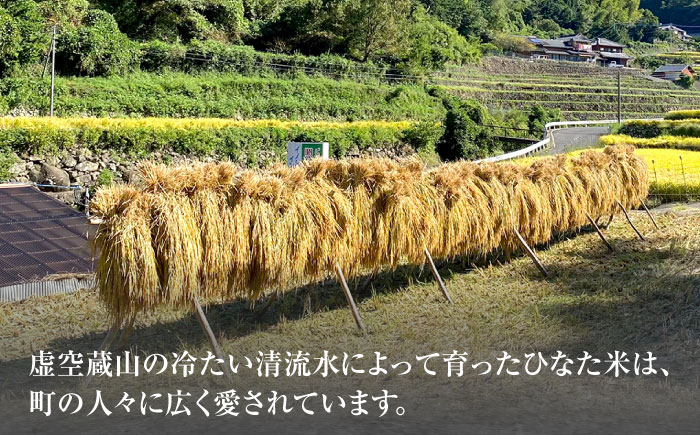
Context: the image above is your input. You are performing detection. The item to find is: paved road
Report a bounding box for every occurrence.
[545,126,612,155]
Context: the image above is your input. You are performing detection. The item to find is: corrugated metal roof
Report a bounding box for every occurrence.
[1,277,94,303]
[0,185,94,289]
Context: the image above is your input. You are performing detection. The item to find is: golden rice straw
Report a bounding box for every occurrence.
[91,145,649,322]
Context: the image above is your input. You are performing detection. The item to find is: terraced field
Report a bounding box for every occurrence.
[655,51,700,64]
[436,59,700,121]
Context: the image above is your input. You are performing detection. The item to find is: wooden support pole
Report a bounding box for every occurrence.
[616,200,645,241]
[586,212,614,252]
[193,297,234,383]
[255,292,278,318]
[83,318,123,388]
[334,263,366,332]
[116,313,137,350]
[356,273,375,294]
[424,248,453,304]
[605,214,614,228]
[513,227,549,278]
[640,200,659,230]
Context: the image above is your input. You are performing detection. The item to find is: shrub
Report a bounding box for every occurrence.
[56,9,139,76]
[617,120,662,138]
[0,146,18,181]
[619,120,700,138]
[528,105,562,137]
[667,110,700,121]
[95,168,114,187]
[0,1,46,78]
[435,94,497,161]
[678,75,695,90]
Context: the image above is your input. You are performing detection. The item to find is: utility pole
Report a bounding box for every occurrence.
[50,25,56,117]
[617,68,621,124]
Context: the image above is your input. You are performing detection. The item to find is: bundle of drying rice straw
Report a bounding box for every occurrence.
[90,145,648,320]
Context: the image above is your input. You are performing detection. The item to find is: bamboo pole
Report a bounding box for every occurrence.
[616,200,645,241]
[639,200,659,230]
[424,247,453,304]
[193,297,234,383]
[334,263,365,332]
[513,227,549,278]
[586,212,614,252]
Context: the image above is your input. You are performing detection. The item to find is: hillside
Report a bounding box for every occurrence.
[442,58,700,120]
[642,0,700,26]
[6,57,697,123]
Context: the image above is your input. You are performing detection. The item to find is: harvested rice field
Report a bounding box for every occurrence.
[1,204,700,432]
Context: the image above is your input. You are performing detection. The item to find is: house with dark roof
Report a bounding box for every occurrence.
[528,34,632,67]
[659,24,692,42]
[0,184,94,302]
[652,64,696,81]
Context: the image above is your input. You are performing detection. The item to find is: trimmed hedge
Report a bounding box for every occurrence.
[666,110,700,121]
[618,120,700,138]
[0,118,436,164]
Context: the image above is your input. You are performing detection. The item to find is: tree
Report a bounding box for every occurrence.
[0,8,21,77]
[400,5,480,73]
[56,9,138,76]
[345,0,411,62]
[93,0,247,43]
[0,1,46,77]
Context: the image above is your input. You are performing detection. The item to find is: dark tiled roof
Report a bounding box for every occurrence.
[599,52,631,60]
[0,185,93,288]
[654,64,692,73]
[594,38,625,48]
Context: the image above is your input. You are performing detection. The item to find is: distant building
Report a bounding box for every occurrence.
[528,34,632,67]
[659,24,692,42]
[652,64,696,81]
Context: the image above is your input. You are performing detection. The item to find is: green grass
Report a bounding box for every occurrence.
[1,72,445,121]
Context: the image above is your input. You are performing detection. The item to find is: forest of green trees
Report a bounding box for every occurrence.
[642,0,700,26]
[0,0,694,79]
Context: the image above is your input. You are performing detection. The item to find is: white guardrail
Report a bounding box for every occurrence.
[476,118,662,163]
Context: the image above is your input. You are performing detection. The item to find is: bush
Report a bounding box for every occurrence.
[95,168,114,187]
[93,0,247,43]
[678,75,695,90]
[56,9,139,76]
[667,110,700,121]
[399,7,481,74]
[0,1,46,78]
[0,146,19,181]
[139,39,391,80]
[528,105,562,137]
[433,92,497,161]
[617,120,700,138]
[618,121,663,138]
